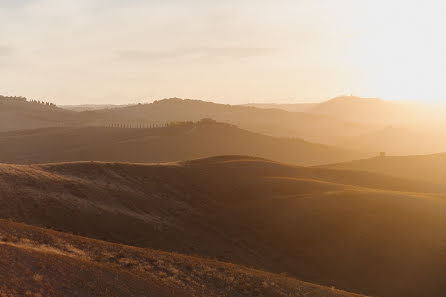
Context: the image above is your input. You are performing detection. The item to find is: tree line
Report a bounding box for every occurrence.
[0,95,56,107]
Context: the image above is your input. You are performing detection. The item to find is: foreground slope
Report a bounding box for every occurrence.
[0,156,445,297]
[0,220,360,297]
[322,153,446,185]
[0,120,367,166]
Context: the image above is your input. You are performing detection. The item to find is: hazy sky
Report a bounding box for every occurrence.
[1,0,446,104]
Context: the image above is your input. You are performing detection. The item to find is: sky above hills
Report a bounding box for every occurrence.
[1,0,446,104]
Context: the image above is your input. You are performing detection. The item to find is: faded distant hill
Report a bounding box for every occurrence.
[307,96,418,125]
[337,126,446,155]
[0,96,373,145]
[82,98,372,144]
[1,156,445,297]
[0,120,367,165]
[243,103,318,112]
[60,104,131,112]
[322,153,446,185]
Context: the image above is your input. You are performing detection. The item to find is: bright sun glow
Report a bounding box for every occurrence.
[1,0,446,104]
[345,0,446,102]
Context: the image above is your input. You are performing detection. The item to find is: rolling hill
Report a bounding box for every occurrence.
[1,96,373,144]
[242,103,318,112]
[307,96,418,126]
[322,152,446,185]
[0,219,362,297]
[82,98,372,144]
[336,126,446,155]
[1,156,445,297]
[0,120,367,166]
[0,95,79,132]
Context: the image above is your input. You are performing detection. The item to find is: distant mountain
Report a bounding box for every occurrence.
[242,103,318,112]
[0,96,374,145]
[0,119,367,165]
[60,104,131,111]
[83,98,373,144]
[308,96,417,125]
[321,152,446,185]
[1,156,445,297]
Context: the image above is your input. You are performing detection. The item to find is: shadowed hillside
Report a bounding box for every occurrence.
[0,120,367,166]
[322,153,446,185]
[1,156,445,297]
[0,220,362,297]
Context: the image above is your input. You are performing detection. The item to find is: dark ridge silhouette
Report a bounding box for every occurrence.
[1,156,445,297]
[0,119,368,166]
[0,219,364,297]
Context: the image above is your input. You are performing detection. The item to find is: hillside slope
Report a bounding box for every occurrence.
[0,219,361,297]
[83,98,372,144]
[0,120,367,166]
[322,153,446,185]
[242,103,318,112]
[0,156,445,297]
[0,96,79,132]
[308,96,416,125]
[336,126,446,155]
[1,96,373,144]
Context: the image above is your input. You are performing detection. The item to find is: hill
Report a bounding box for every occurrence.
[322,152,446,185]
[242,103,318,112]
[0,219,361,297]
[80,98,372,144]
[0,95,79,132]
[336,126,446,155]
[1,156,445,297]
[0,120,367,166]
[308,96,417,126]
[60,104,130,112]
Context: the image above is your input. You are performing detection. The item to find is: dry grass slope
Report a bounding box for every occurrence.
[0,156,445,297]
[0,219,364,297]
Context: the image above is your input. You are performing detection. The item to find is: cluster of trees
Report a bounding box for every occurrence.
[107,119,222,129]
[28,99,56,107]
[0,95,27,102]
[0,95,56,107]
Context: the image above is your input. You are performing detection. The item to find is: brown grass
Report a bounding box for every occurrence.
[0,219,364,297]
[0,156,445,297]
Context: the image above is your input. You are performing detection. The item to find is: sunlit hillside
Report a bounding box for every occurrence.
[1,156,446,297]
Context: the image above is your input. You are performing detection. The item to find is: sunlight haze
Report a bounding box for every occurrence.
[1,0,446,104]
